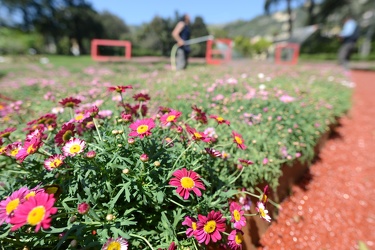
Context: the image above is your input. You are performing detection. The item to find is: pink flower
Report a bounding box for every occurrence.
[140,154,149,162]
[228,229,244,250]
[279,94,295,103]
[129,118,155,139]
[169,168,205,200]
[185,125,211,143]
[44,154,65,171]
[209,115,230,125]
[232,131,247,150]
[230,202,246,229]
[160,110,182,125]
[205,148,222,158]
[260,185,269,205]
[101,237,128,250]
[0,187,29,224]
[16,136,43,163]
[182,216,198,238]
[195,210,226,245]
[0,127,16,138]
[77,202,90,215]
[10,192,57,232]
[62,138,85,157]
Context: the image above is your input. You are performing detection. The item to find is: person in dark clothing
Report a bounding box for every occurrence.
[338,15,359,69]
[172,14,191,70]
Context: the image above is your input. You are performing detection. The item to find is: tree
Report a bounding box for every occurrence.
[264,0,294,37]
[190,16,209,57]
[99,11,130,40]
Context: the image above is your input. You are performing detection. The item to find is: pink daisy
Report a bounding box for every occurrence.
[69,112,90,124]
[185,125,211,143]
[133,93,151,102]
[44,154,65,171]
[59,97,81,108]
[182,216,198,238]
[0,187,29,224]
[238,159,253,166]
[169,168,206,200]
[101,237,129,250]
[195,210,226,245]
[10,192,57,232]
[5,142,22,157]
[107,85,133,93]
[209,115,230,125]
[232,131,247,150]
[230,202,246,229]
[0,127,16,138]
[260,185,269,205]
[228,229,244,250]
[128,118,155,139]
[55,123,75,146]
[256,201,271,222]
[205,148,222,158]
[160,110,182,125]
[62,138,85,157]
[16,136,43,163]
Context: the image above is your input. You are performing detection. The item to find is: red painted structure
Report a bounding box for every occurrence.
[205,38,232,65]
[274,43,300,65]
[91,39,132,62]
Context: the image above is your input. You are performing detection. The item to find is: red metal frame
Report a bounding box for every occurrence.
[91,39,132,62]
[206,38,232,65]
[274,43,300,65]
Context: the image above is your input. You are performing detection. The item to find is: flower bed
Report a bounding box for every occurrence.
[0,61,353,249]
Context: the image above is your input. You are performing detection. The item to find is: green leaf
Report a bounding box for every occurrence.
[156,191,164,204]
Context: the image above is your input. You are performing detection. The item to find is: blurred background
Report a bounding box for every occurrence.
[0,0,374,61]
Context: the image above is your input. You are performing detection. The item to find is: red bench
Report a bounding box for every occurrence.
[91,39,132,62]
[205,38,232,65]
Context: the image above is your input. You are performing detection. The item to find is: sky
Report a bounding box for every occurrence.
[89,0,266,25]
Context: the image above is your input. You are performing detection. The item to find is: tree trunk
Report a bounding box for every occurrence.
[287,0,293,38]
[307,0,315,25]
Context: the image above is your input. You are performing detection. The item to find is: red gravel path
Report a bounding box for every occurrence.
[260,70,375,250]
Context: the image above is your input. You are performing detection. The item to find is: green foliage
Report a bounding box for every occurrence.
[234,36,272,57]
[190,17,210,57]
[0,28,44,55]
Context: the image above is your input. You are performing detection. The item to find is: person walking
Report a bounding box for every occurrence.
[172,14,191,70]
[338,15,359,69]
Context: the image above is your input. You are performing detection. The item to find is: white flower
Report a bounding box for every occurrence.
[62,138,85,157]
[256,202,271,222]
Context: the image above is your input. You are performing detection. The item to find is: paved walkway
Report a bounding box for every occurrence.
[260,70,375,249]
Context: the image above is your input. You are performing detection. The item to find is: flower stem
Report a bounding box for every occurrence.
[69,108,74,120]
[129,233,155,250]
[239,191,260,199]
[167,198,185,208]
[171,142,194,171]
[38,148,52,157]
[244,213,258,216]
[93,118,103,142]
[229,166,245,185]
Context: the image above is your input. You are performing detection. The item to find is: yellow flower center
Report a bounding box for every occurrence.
[106,241,121,250]
[27,206,46,226]
[69,145,81,154]
[203,220,217,234]
[137,125,149,134]
[194,132,202,139]
[66,102,75,108]
[235,232,243,244]
[259,207,266,218]
[50,159,63,168]
[192,222,197,231]
[233,210,241,221]
[235,136,243,145]
[0,146,6,154]
[11,148,19,156]
[25,191,36,200]
[166,115,176,122]
[62,131,73,142]
[216,117,224,122]
[262,194,268,204]
[27,144,36,154]
[180,177,195,189]
[6,198,20,215]
[75,114,84,121]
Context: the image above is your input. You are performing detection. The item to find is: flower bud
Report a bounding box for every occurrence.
[112,130,118,135]
[153,161,160,167]
[122,168,129,174]
[69,215,77,223]
[77,202,90,215]
[106,214,114,221]
[128,138,135,144]
[86,150,96,159]
[140,154,149,162]
[70,239,77,248]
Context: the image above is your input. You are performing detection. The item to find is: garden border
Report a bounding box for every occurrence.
[241,121,339,250]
